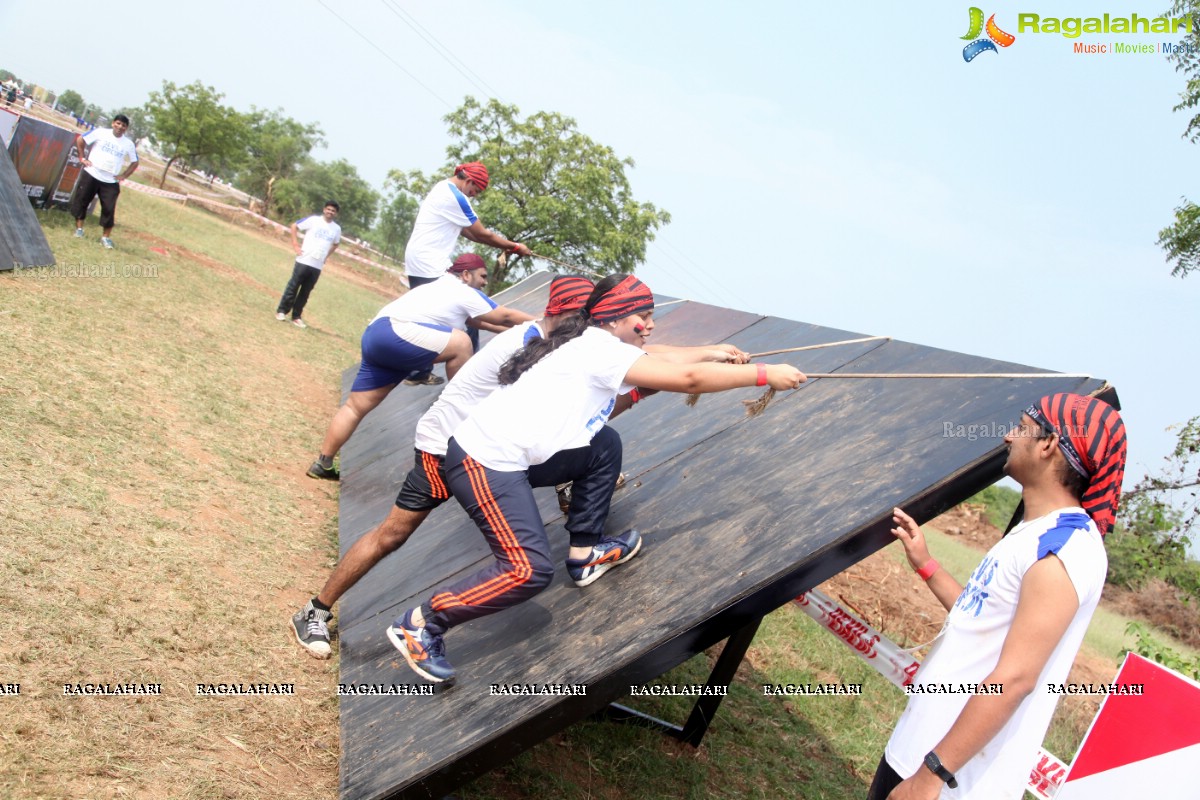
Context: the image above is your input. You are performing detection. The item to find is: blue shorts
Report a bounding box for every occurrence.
[351,318,447,392]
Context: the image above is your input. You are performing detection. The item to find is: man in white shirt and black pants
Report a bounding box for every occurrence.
[275,201,342,329]
[70,114,139,249]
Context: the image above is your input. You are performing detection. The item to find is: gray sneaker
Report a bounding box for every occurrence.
[101,237,114,249]
[73,228,84,238]
[403,372,444,386]
[291,600,333,658]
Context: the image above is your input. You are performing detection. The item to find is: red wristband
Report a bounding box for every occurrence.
[756,363,767,387]
[916,558,940,581]
[629,388,642,404]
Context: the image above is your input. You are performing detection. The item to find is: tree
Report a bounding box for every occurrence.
[1165,0,1200,141]
[109,106,151,142]
[58,89,84,115]
[1149,3,1200,560]
[142,80,246,188]
[1158,200,1200,278]
[274,158,379,239]
[237,108,324,219]
[1160,1,1200,276]
[1123,417,1200,534]
[423,97,671,290]
[366,169,428,260]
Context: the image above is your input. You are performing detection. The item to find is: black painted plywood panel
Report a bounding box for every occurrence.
[332,271,1113,800]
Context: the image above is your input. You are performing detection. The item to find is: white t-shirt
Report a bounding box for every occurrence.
[454,326,645,470]
[885,507,1107,799]
[403,179,478,279]
[81,128,138,183]
[294,215,342,269]
[414,321,544,456]
[372,273,497,332]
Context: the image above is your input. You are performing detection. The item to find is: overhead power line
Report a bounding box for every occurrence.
[378,0,505,102]
[315,0,453,109]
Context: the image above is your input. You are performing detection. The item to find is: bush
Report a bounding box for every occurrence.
[966,484,1021,529]
[1108,493,1194,594]
[1124,622,1200,681]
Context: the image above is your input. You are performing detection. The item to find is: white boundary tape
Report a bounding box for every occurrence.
[122,182,408,285]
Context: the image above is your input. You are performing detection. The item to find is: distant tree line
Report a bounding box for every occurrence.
[134,84,668,281]
[4,69,669,286]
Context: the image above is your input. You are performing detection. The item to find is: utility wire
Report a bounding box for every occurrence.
[378,0,505,101]
[648,238,754,313]
[315,0,453,109]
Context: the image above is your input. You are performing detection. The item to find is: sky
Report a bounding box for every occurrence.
[3,0,1199,510]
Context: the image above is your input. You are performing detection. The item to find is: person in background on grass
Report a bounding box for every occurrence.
[290,275,753,656]
[869,393,1127,800]
[389,274,805,684]
[401,161,532,386]
[69,114,139,250]
[305,253,534,481]
[275,201,342,329]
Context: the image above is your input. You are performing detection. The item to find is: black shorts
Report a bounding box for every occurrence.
[394,449,451,511]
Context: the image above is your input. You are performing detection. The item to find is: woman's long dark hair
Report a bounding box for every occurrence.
[498,274,628,385]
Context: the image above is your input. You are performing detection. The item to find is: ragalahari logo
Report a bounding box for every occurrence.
[962,8,1016,61]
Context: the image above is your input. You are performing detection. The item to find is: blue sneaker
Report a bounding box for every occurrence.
[566,529,642,587]
[387,609,455,683]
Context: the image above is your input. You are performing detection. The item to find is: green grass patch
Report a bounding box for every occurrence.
[966,483,1022,529]
[459,602,904,799]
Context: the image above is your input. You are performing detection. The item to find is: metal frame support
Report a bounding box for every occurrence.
[596,615,763,747]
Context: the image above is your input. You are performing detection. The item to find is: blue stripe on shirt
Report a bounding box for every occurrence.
[1037,511,1092,559]
[474,288,498,309]
[447,183,479,225]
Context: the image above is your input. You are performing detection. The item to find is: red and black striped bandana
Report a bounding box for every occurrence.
[1025,393,1127,535]
[455,161,490,191]
[544,276,594,316]
[589,275,654,324]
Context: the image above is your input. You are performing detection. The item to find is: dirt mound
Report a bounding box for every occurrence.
[1105,579,1200,650]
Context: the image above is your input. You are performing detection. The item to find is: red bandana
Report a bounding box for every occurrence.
[448,253,485,273]
[544,276,594,316]
[455,161,489,191]
[1025,393,1127,536]
[589,275,654,324]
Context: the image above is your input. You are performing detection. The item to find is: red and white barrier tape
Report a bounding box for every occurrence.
[794,589,1065,799]
[122,181,187,201]
[794,589,920,688]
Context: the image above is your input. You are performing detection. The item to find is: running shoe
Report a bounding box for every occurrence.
[387,609,455,683]
[403,372,444,386]
[306,460,339,481]
[291,600,332,658]
[566,529,642,587]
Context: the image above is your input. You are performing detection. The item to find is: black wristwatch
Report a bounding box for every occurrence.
[923,750,958,789]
